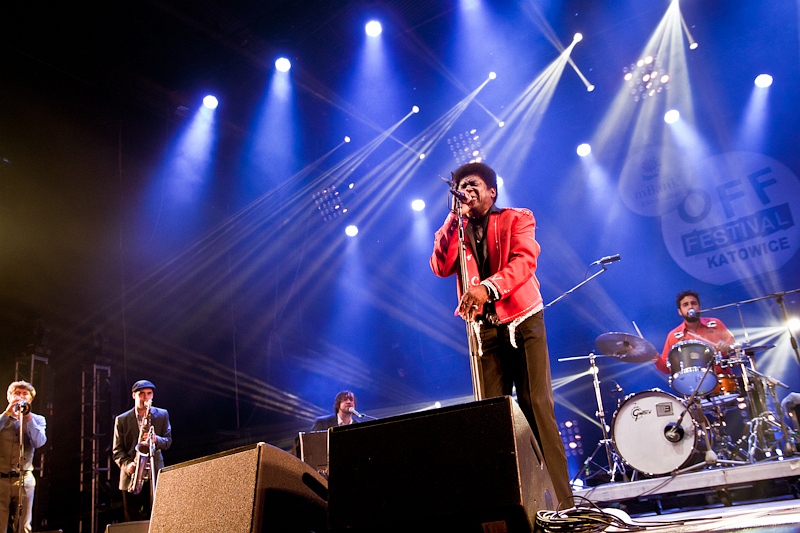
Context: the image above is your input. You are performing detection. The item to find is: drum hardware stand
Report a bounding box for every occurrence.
[742,366,797,459]
[561,353,628,485]
[671,360,748,474]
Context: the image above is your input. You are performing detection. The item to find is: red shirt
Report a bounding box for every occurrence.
[656,317,735,375]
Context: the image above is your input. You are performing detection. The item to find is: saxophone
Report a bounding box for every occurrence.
[128,400,154,494]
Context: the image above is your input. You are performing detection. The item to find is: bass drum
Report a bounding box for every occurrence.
[612,389,705,476]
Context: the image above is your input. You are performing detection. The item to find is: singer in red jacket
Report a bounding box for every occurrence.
[430,162,572,508]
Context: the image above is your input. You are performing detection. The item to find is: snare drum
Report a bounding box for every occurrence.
[667,340,718,396]
[611,389,706,475]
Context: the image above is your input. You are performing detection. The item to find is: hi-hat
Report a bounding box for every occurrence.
[742,344,776,356]
[595,332,658,363]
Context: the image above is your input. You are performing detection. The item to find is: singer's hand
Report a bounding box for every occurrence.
[458,285,490,321]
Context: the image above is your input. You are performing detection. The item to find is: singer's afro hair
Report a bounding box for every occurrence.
[453,161,497,191]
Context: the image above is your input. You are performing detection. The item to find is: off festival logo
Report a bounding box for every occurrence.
[661,152,800,285]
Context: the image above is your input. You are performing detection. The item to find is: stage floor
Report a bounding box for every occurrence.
[570,457,800,532]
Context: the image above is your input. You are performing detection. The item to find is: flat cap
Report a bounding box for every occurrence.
[132,380,156,393]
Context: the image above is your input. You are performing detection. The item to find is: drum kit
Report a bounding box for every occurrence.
[569,332,798,484]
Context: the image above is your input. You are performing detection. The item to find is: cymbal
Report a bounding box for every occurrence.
[595,332,658,363]
[742,344,775,356]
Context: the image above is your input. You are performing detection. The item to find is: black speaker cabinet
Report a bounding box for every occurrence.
[328,396,555,532]
[149,443,328,532]
[105,521,148,533]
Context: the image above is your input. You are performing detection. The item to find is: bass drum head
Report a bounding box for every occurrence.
[611,389,698,475]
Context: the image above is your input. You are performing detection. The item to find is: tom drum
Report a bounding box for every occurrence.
[667,340,718,396]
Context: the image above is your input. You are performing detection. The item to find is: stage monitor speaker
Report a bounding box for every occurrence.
[298,430,329,476]
[328,396,556,532]
[149,443,328,533]
[105,521,148,533]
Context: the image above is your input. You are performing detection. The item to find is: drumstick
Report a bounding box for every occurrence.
[632,321,644,338]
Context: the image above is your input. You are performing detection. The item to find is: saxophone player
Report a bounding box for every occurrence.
[113,380,172,522]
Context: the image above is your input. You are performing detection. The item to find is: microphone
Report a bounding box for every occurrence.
[591,254,621,266]
[348,407,365,418]
[448,188,469,203]
[13,401,30,415]
[687,309,696,317]
[664,423,684,443]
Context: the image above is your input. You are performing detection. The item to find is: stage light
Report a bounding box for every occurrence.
[788,317,800,332]
[689,42,698,50]
[489,71,497,80]
[419,153,425,160]
[498,121,505,128]
[587,85,595,92]
[411,199,425,211]
[644,55,653,64]
[434,401,441,409]
[573,33,583,42]
[577,143,591,157]
[344,136,351,143]
[348,183,355,189]
[412,105,420,113]
[345,225,359,237]
[624,73,633,81]
[754,74,773,88]
[660,74,670,83]
[365,20,382,37]
[275,57,291,72]
[202,95,218,109]
[497,176,504,188]
[664,109,680,123]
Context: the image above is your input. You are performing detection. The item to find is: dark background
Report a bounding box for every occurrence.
[2,1,800,530]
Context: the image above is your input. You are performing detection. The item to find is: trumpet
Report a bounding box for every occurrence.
[128,400,154,494]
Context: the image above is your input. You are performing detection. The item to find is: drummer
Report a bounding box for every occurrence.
[655,290,736,377]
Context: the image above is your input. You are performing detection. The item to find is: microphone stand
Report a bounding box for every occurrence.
[672,360,747,474]
[545,262,613,309]
[14,408,27,533]
[699,288,800,368]
[452,195,485,401]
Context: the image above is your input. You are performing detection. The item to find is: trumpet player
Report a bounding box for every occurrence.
[0,381,46,533]
[113,380,172,522]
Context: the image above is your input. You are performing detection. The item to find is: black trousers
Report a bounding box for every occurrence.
[478,311,573,507]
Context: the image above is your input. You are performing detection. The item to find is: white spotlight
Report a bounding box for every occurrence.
[788,317,800,332]
[573,33,583,42]
[576,143,591,157]
[498,121,505,128]
[497,176,504,188]
[754,74,773,88]
[344,136,351,143]
[365,20,382,37]
[411,105,420,114]
[419,153,426,160]
[664,109,680,124]
[202,95,219,109]
[345,225,359,237]
[586,84,595,92]
[689,42,699,50]
[488,72,497,80]
[275,57,291,72]
[411,199,426,211]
